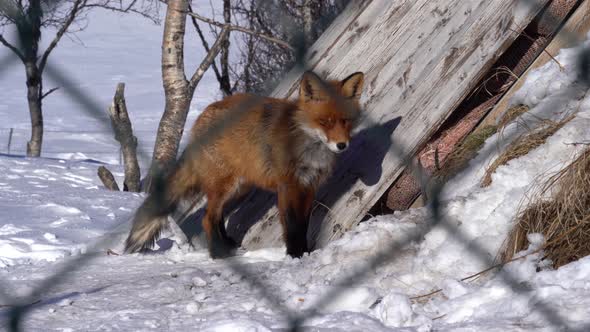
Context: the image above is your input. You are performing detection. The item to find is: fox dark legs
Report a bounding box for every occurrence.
[202,182,240,259]
[278,183,313,258]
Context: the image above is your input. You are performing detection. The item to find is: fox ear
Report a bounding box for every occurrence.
[340,72,364,100]
[300,71,326,102]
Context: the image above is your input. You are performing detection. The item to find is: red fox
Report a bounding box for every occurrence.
[124,71,365,258]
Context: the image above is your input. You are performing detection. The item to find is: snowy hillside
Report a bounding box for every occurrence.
[0,1,223,166]
[1,5,590,332]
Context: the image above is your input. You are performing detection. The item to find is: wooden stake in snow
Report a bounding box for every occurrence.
[97,166,120,191]
[107,83,141,192]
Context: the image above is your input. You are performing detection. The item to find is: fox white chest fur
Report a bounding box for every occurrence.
[294,135,336,188]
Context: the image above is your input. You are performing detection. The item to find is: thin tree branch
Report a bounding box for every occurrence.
[189,25,230,90]
[40,86,59,100]
[187,3,222,82]
[0,0,21,24]
[0,33,25,61]
[186,11,294,51]
[38,0,83,73]
[83,2,160,23]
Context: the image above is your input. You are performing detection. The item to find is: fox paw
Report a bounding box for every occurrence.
[286,245,309,258]
[209,240,238,259]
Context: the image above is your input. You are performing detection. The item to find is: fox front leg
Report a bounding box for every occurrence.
[277,183,314,258]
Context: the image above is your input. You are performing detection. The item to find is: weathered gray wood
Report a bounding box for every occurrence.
[409,0,590,210]
[228,0,549,251]
[480,0,590,129]
[107,83,141,192]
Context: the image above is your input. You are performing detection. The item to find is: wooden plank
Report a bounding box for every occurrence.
[480,0,590,128]
[407,0,590,210]
[222,0,550,250]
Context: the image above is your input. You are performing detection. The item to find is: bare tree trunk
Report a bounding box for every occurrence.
[219,0,232,96]
[25,62,43,157]
[21,0,43,157]
[144,0,193,192]
[144,0,232,192]
[243,26,255,92]
[107,83,141,192]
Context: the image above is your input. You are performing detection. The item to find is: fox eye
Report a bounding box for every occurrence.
[318,119,330,127]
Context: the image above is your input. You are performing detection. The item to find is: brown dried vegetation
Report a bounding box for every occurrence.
[500,148,590,268]
[481,113,573,187]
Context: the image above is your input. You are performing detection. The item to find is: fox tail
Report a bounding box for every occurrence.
[124,163,201,253]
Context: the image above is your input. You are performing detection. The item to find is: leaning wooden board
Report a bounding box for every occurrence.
[222,0,550,250]
[408,0,590,210]
[480,0,590,128]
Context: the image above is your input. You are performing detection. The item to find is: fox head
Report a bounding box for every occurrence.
[296,71,365,153]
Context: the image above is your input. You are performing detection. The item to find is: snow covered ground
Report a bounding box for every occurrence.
[1,5,590,332]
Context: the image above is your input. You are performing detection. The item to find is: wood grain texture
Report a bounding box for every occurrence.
[403,0,587,210]
[480,0,590,128]
[221,0,551,250]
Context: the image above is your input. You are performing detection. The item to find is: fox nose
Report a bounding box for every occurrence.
[336,142,348,151]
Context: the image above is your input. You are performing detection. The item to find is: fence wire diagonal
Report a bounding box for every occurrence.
[0,0,589,331]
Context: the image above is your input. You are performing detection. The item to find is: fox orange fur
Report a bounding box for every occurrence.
[124,71,365,258]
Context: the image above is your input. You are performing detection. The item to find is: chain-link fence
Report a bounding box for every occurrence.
[1,0,590,331]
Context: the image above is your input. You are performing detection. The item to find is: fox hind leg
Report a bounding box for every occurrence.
[202,179,241,259]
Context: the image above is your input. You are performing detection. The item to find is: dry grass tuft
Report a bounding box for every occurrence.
[499,148,590,268]
[497,104,530,130]
[481,114,574,187]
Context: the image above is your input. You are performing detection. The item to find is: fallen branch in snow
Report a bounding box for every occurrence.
[0,300,41,308]
[410,250,542,302]
[410,227,577,302]
[564,141,590,146]
[97,166,120,191]
[106,249,120,256]
[432,314,447,321]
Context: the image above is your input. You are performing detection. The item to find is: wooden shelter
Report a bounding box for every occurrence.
[222,0,566,250]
